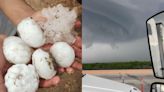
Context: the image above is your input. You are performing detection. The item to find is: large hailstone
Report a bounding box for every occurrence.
[50,42,75,67]
[17,17,45,48]
[32,49,56,79]
[39,4,77,44]
[3,36,32,64]
[5,64,39,92]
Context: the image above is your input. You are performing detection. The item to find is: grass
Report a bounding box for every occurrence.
[83,61,152,70]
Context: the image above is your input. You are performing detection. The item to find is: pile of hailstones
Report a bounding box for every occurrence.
[3,4,78,92]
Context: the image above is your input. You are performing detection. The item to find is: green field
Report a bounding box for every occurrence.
[83,61,152,70]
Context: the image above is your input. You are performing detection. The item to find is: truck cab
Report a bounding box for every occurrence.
[82,74,141,92]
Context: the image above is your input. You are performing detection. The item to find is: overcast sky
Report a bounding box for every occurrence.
[82,0,164,63]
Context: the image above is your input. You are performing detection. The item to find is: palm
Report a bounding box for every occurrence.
[32,11,82,70]
[0,11,82,91]
[0,35,81,90]
[0,35,11,92]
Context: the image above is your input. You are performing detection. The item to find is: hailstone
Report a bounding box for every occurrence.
[32,49,56,79]
[17,17,45,48]
[3,36,32,64]
[50,42,75,67]
[5,64,39,92]
[39,4,77,44]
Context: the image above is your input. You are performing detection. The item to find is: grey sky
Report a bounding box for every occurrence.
[83,0,164,63]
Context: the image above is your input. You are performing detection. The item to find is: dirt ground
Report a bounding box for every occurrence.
[83,69,153,75]
[37,70,82,92]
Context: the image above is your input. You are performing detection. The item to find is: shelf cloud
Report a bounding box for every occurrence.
[83,0,164,63]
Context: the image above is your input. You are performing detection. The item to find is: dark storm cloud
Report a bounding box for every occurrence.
[82,0,164,63]
[83,0,164,47]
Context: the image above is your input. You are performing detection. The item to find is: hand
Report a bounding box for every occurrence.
[0,35,11,92]
[0,35,60,89]
[57,20,82,72]
[37,13,82,87]
[32,11,82,71]
[32,12,82,87]
[0,17,82,91]
[0,72,6,92]
[39,36,82,88]
[0,1,81,90]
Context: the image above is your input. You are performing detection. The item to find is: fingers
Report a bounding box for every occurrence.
[73,19,82,48]
[66,67,74,74]
[73,20,82,70]
[71,36,82,70]
[74,20,81,29]
[71,61,82,70]
[72,45,82,59]
[41,43,52,51]
[73,36,82,49]
[39,76,60,88]
[57,67,65,73]
[32,11,47,23]
[58,67,74,74]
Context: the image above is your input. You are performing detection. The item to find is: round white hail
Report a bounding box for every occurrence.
[40,4,77,44]
[3,36,32,64]
[17,17,45,48]
[32,49,56,79]
[50,42,75,67]
[5,64,39,92]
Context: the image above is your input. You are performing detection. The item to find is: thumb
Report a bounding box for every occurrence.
[39,76,60,88]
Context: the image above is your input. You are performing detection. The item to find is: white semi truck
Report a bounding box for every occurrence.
[82,74,141,92]
[147,18,164,78]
